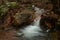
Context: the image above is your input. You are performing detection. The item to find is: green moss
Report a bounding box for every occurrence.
[0,5,9,20]
[0,5,9,13]
[6,2,18,8]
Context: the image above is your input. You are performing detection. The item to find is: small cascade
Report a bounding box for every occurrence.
[17,6,48,40]
[32,16,41,26]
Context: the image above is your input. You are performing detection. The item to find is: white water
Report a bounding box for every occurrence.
[20,17,44,38]
[17,6,47,39]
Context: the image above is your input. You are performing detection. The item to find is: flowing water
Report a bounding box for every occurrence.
[17,6,49,40]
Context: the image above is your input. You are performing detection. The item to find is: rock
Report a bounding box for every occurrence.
[13,9,35,26]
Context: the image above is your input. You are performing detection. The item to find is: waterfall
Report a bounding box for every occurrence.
[17,6,48,40]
